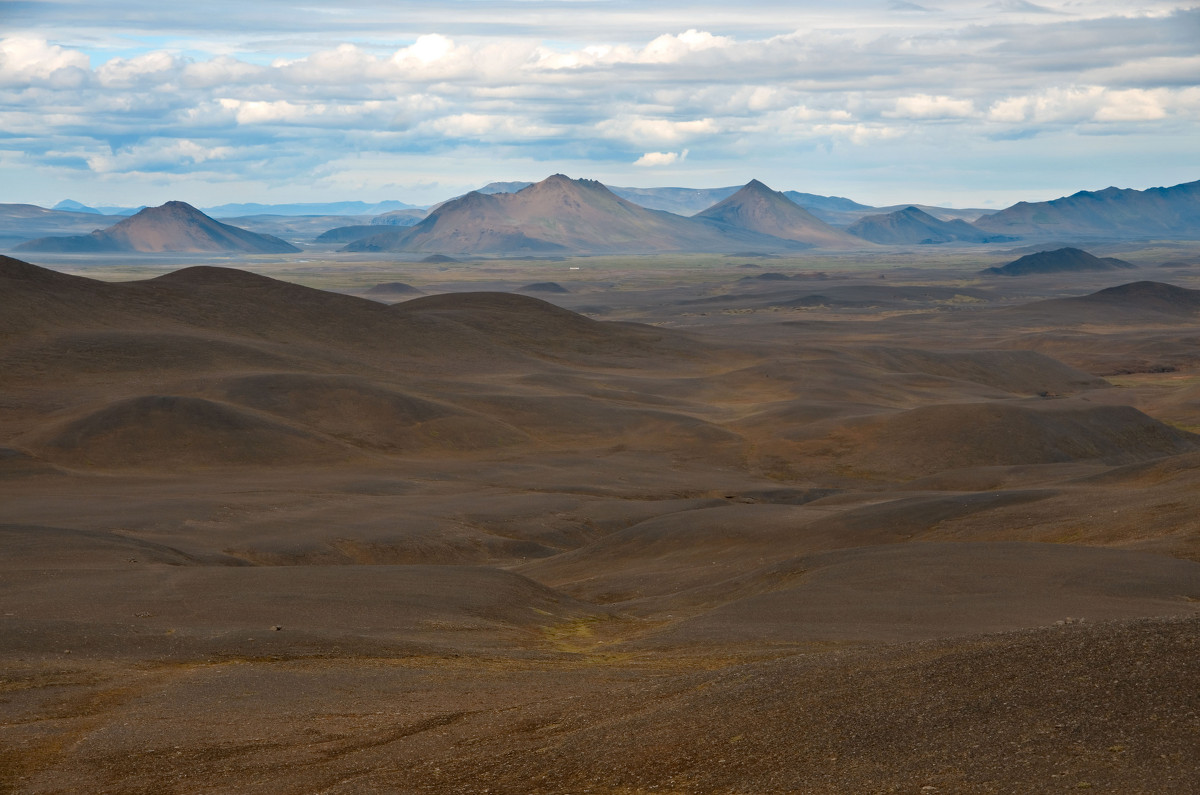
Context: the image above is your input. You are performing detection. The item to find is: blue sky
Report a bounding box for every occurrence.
[1,0,1197,209]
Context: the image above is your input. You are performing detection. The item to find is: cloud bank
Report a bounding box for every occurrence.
[1,1,1197,206]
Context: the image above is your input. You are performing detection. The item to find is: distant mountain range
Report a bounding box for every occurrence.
[204,200,419,217]
[975,179,1200,239]
[456,182,876,223]
[6,176,1197,253]
[846,206,1012,245]
[342,175,862,255]
[51,199,418,218]
[15,201,299,254]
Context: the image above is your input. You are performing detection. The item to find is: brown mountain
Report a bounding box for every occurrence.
[974,178,1200,239]
[342,175,805,255]
[846,205,1006,245]
[693,179,865,249]
[982,247,1135,276]
[15,201,299,254]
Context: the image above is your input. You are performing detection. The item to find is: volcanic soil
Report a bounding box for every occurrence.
[2,250,1199,793]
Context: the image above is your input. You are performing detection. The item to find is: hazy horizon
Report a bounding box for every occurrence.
[2,1,1197,210]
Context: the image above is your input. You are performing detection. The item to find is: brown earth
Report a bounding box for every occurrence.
[2,250,1199,793]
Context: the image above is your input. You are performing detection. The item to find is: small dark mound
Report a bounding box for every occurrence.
[752,272,792,281]
[736,263,761,268]
[1022,281,1200,322]
[32,395,351,468]
[389,291,676,359]
[1084,280,1200,309]
[1160,259,1195,268]
[392,290,577,316]
[366,282,422,296]
[833,401,1200,478]
[315,225,382,243]
[220,373,526,452]
[421,254,460,263]
[982,247,1136,276]
[147,265,281,288]
[0,447,58,477]
[519,282,569,294]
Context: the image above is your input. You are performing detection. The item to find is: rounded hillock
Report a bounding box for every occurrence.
[0,255,88,285]
[314,225,382,243]
[147,265,282,288]
[221,373,528,452]
[825,401,1200,478]
[387,291,680,360]
[365,281,422,296]
[519,282,569,293]
[982,247,1135,276]
[30,395,354,469]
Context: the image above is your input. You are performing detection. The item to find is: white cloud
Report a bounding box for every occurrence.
[0,37,91,87]
[596,117,719,145]
[182,56,265,88]
[389,34,478,78]
[421,113,562,140]
[887,94,976,119]
[1,5,1197,206]
[640,30,733,64]
[988,96,1031,122]
[634,149,688,167]
[87,139,234,173]
[97,51,180,88]
[1094,88,1168,121]
[530,29,732,70]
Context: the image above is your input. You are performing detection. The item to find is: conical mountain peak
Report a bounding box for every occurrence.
[16,200,298,254]
[341,174,815,255]
[694,180,864,249]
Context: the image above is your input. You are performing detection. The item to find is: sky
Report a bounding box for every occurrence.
[1,0,1197,209]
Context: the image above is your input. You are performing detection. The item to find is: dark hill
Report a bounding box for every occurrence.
[365,282,422,296]
[975,178,1200,239]
[825,401,1200,478]
[519,282,569,293]
[846,206,1003,244]
[342,175,805,255]
[15,201,299,254]
[389,291,693,362]
[314,225,382,243]
[1012,281,1200,325]
[982,247,1135,276]
[29,395,354,469]
[693,180,863,249]
[1071,280,1200,315]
